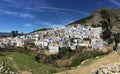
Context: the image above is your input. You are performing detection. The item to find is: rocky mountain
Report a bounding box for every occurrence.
[67,7,120,32]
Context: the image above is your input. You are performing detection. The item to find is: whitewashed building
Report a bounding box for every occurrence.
[48,45,59,52]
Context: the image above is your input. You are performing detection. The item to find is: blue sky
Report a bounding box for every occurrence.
[0,0,119,33]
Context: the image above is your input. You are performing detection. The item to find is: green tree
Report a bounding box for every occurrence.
[114,33,120,45]
[11,30,19,37]
[100,9,113,44]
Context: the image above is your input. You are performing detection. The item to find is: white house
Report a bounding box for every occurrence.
[34,41,48,48]
[16,39,24,47]
[48,45,59,53]
[78,43,88,47]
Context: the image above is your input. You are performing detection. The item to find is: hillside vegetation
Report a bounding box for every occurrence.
[0,51,66,74]
[67,7,120,32]
[56,51,120,74]
[35,46,112,67]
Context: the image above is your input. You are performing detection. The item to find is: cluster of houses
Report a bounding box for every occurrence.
[28,24,108,52]
[0,24,108,53]
[0,35,28,48]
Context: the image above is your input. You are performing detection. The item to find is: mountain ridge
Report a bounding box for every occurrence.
[0,32,11,37]
[67,7,120,32]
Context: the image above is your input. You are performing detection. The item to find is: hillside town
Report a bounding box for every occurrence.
[0,24,108,53]
[0,0,120,74]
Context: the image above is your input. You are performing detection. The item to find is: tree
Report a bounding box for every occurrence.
[100,19,113,44]
[100,10,113,44]
[11,30,19,37]
[114,33,120,45]
[100,9,109,19]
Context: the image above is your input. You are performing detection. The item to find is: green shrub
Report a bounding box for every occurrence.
[70,50,111,67]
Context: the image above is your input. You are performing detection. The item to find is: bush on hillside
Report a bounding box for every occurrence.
[35,46,112,67]
[70,49,111,67]
[5,47,30,54]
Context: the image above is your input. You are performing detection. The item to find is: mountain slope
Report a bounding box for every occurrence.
[67,7,120,32]
[56,52,120,74]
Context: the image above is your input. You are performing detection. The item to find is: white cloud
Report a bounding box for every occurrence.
[0,10,34,18]
[20,13,34,18]
[40,7,89,15]
[109,0,120,6]
[26,7,89,15]
[1,0,51,10]
[1,0,16,4]
[24,24,33,27]
[0,10,17,16]
[0,0,89,16]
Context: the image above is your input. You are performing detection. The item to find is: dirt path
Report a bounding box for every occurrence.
[56,52,120,74]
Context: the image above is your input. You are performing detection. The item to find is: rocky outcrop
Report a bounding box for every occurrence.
[0,62,20,74]
[91,62,120,74]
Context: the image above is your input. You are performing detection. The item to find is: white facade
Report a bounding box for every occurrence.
[16,39,24,47]
[78,43,88,47]
[48,46,59,52]
[34,41,48,48]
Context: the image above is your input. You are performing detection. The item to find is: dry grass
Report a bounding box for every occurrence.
[56,52,120,74]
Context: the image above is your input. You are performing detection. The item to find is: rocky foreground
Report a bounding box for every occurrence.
[92,62,120,74]
[0,62,20,74]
